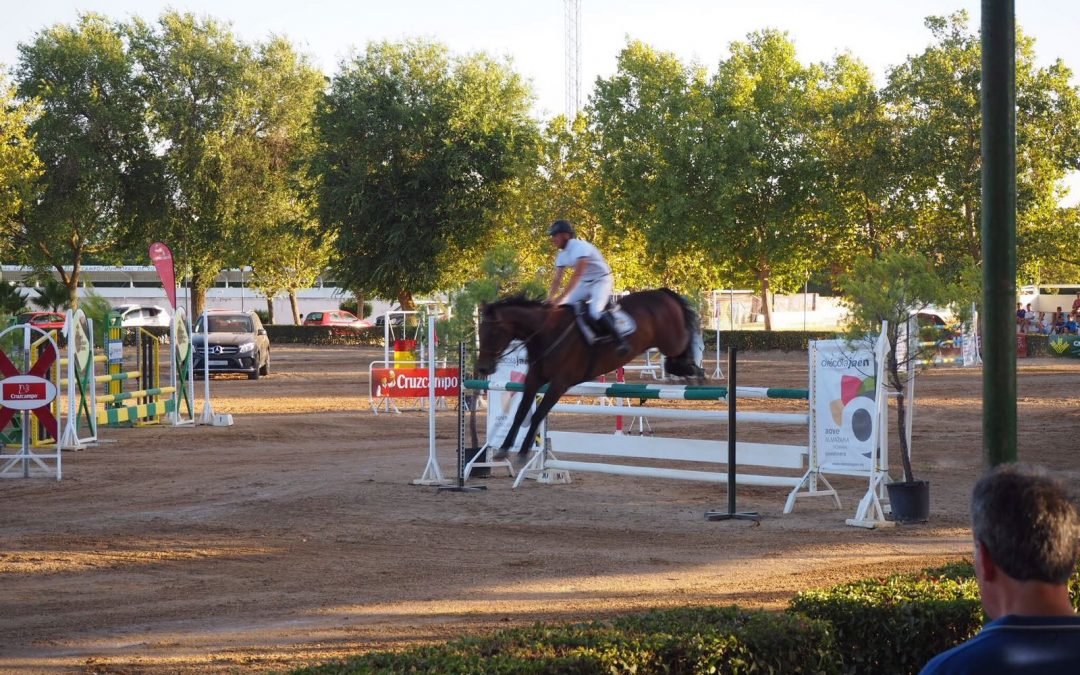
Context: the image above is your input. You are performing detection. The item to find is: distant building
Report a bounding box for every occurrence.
[0,265,371,324]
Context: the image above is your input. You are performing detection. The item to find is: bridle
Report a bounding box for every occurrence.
[481,307,577,369]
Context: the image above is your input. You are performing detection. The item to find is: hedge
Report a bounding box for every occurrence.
[266,325,384,347]
[290,606,840,675]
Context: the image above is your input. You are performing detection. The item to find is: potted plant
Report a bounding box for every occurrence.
[839,251,977,523]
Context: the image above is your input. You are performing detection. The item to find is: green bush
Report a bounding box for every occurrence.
[789,564,983,675]
[267,325,383,346]
[291,606,839,675]
[1023,332,1048,357]
[707,330,839,352]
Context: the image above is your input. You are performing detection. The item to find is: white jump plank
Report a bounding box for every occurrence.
[548,431,806,470]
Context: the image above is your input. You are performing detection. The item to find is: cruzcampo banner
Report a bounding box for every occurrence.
[1047,334,1080,358]
[810,338,881,475]
[370,367,460,398]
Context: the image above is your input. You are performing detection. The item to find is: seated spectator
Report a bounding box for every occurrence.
[1066,313,1079,335]
[1053,312,1067,334]
[1023,304,1037,333]
[920,464,1080,674]
[1015,302,1026,331]
[1038,311,1052,335]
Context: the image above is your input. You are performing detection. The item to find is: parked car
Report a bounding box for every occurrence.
[114,304,171,328]
[16,311,66,331]
[302,309,372,329]
[191,309,270,380]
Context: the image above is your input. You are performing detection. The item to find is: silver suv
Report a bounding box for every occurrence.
[192,310,270,380]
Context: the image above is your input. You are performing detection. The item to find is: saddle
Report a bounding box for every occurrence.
[573,300,636,346]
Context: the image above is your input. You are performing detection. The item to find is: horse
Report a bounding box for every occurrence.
[475,288,705,462]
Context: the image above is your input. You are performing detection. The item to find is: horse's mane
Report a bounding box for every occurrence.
[486,294,546,310]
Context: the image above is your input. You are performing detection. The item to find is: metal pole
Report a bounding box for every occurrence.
[981,0,1017,466]
[705,346,758,521]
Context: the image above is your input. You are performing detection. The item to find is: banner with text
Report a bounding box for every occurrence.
[370,367,460,398]
[486,341,539,451]
[810,338,881,475]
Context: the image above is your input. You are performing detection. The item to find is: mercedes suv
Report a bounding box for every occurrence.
[192,310,270,380]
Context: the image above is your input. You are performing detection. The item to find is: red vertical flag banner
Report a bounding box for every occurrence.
[149,242,177,310]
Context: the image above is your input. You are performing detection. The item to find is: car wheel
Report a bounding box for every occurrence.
[248,356,261,380]
[260,353,269,376]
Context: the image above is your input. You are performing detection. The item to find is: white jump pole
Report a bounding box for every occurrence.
[414,314,447,485]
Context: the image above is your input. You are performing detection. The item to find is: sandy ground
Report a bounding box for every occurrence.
[1,345,1078,674]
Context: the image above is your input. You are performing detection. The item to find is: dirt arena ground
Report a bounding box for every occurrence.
[1,345,1078,674]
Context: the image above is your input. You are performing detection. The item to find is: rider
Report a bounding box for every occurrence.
[545,219,630,356]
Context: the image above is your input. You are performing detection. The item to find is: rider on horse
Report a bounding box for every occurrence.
[545,219,631,356]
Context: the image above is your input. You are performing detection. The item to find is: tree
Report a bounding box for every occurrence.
[249,225,335,324]
[590,41,721,293]
[129,13,322,318]
[12,13,158,308]
[838,251,969,483]
[0,75,42,263]
[0,282,29,316]
[885,12,1080,281]
[28,276,70,311]
[698,30,829,329]
[315,39,538,309]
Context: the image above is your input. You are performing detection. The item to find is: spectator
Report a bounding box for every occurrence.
[1023,304,1037,333]
[1072,292,1080,314]
[919,464,1080,674]
[1015,302,1026,331]
[1054,311,1067,334]
[1066,312,1079,335]
[1038,312,1052,335]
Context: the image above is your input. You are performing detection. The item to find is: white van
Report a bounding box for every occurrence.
[1017,284,1080,315]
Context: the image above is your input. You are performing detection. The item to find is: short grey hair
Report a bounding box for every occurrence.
[972,464,1080,584]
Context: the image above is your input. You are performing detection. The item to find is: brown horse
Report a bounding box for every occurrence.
[475,288,705,461]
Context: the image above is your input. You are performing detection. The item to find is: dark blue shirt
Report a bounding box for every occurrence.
[920,614,1080,674]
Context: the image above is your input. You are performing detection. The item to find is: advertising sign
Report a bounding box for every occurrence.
[485,341,538,451]
[810,339,881,475]
[149,241,177,310]
[370,367,460,398]
[1048,334,1080,358]
[0,375,57,410]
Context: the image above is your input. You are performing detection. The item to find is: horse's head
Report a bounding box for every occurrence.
[475,295,547,376]
[476,302,511,376]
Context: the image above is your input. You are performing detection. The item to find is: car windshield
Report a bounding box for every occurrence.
[197,315,253,333]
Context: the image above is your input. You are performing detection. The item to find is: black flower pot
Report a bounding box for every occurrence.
[887,480,930,523]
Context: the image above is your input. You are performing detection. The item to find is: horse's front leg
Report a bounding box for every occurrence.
[515,383,569,461]
[492,377,544,459]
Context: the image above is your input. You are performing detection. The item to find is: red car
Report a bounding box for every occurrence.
[302,310,372,329]
[16,311,67,331]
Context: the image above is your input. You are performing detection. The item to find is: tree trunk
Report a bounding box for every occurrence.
[265,296,275,325]
[190,270,209,319]
[397,290,414,311]
[353,291,366,319]
[896,391,915,482]
[289,291,301,324]
[758,270,773,331]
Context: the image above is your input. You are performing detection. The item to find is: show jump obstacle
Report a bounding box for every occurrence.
[0,322,62,480]
[457,331,894,527]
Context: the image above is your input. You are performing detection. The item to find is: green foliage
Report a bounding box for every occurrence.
[790,560,1080,675]
[290,606,839,675]
[338,299,373,318]
[13,13,159,300]
[0,282,29,315]
[790,567,982,675]
[267,325,383,347]
[0,75,42,262]
[29,277,71,311]
[315,39,539,307]
[76,292,114,349]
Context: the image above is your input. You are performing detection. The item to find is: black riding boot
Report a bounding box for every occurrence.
[599,312,630,356]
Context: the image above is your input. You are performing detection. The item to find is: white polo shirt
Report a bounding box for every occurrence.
[555,238,611,282]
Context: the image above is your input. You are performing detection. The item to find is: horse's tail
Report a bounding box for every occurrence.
[659,288,705,380]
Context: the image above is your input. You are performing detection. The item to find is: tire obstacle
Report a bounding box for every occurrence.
[456,333,894,525]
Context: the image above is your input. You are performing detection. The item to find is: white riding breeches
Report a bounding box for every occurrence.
[560,275,613,320]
